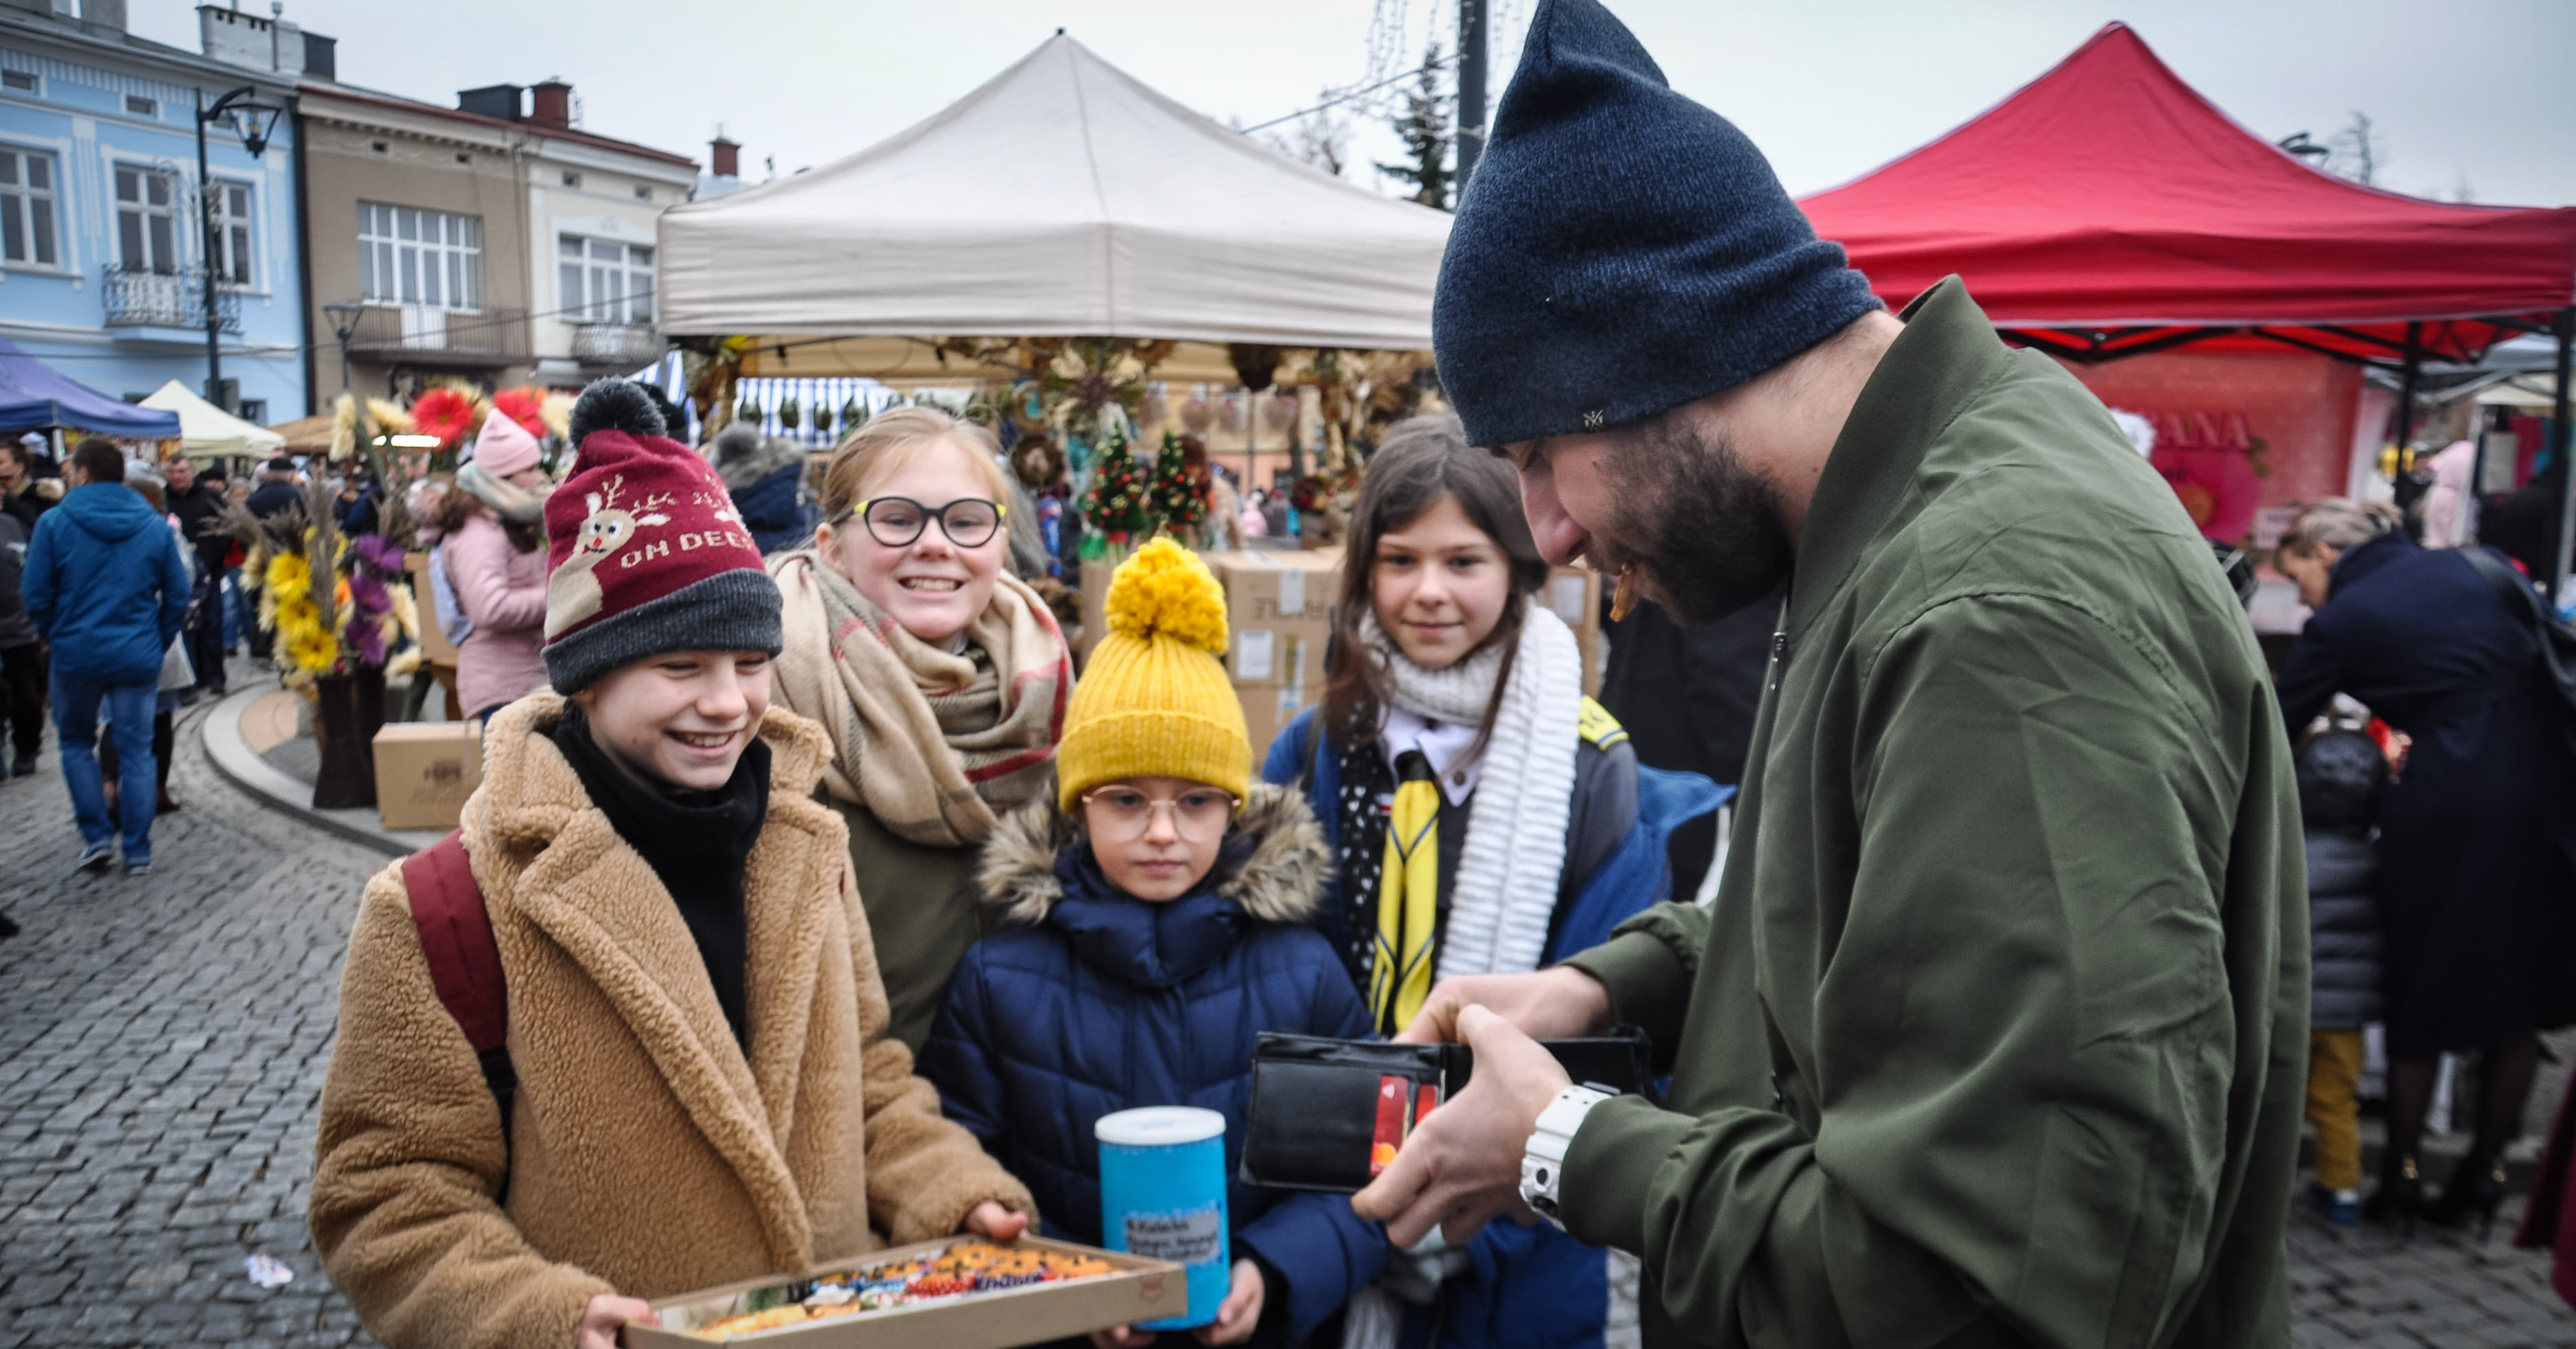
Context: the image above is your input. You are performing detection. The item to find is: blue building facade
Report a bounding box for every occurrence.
[0,2,308,426]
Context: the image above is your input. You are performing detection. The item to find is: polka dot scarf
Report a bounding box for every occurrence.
[1332,735,1394,992]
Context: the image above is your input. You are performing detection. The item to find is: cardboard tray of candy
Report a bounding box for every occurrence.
[622,1236,1185,1348]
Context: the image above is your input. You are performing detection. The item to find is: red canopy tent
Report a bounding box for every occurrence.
[1798,21,2576,593]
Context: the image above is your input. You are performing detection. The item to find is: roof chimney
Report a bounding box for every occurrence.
[709,136,739,178]
[457,84,522,121]
[529,80,571,129]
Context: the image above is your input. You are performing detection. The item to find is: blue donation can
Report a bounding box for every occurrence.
[1096,1106,1228,1330]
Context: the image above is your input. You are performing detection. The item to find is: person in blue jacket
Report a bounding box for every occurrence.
[925,538,1388,1348]
[21,438,192,875]
[1261,415,1723,1349]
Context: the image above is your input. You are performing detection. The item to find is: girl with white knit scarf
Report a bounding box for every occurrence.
[765,407,1074,1053]
[1260,414,1642,1349]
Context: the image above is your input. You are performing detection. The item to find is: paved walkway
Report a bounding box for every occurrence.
[1,675,380,1348]
[1,660,2572,1346]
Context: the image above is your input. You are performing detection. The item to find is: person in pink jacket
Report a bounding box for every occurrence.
[443,411,553,719]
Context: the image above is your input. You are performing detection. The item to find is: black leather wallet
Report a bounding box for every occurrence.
[1238,1028,1655,1194]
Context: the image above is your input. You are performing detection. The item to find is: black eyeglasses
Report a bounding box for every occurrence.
[832,496,1006,549]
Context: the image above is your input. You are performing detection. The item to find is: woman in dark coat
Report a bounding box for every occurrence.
[2275,498,2576,1234]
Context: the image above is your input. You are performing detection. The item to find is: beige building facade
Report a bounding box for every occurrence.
[296,76,693,408]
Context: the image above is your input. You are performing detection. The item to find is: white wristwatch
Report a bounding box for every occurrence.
[1519,1085,1615,1221]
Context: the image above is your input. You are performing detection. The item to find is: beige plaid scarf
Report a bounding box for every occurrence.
[768,551,1071,847]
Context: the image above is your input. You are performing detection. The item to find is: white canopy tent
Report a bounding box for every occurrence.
[139,380,286,459]
[656,33,1453,350]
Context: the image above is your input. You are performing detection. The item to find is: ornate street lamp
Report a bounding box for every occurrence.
[196,85,288,414]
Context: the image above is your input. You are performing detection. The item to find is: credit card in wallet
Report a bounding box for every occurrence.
[1370,1074,1412,1175]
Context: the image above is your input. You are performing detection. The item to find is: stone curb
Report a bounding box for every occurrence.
[200,685,444,861]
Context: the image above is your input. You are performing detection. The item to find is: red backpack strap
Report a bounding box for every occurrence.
[401,829,507,1053]
[400,830,517,1157]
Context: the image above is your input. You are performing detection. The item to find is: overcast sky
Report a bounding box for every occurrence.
[137,0,2575,207]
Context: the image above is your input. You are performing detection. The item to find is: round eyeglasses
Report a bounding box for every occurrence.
[1080,786,1239,842]
[833,496,1006,549]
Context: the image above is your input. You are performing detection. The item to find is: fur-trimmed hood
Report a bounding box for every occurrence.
[978,780,1328,929]
[708,424,809,492]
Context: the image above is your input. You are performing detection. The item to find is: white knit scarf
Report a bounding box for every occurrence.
[1364,601,1583,984]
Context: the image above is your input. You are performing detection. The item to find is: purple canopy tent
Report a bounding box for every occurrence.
[0,337,183,439]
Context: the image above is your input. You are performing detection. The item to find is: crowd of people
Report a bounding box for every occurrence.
[299,379,1719,1348]
[6,0,2573,1341]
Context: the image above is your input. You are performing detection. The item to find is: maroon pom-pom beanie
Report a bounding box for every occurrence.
[539,411,782,694]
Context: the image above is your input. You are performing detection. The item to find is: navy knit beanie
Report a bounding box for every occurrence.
[1434,0,1882,448]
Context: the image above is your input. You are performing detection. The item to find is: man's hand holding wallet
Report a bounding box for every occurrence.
[1241,967,1634,1248]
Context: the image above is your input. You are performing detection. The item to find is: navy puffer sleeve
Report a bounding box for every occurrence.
[1231,946,1389,1339]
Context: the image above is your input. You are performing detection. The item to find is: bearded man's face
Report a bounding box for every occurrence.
[1504,403,1793,625]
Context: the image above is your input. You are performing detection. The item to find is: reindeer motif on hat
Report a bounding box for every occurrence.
[544,474,674,638]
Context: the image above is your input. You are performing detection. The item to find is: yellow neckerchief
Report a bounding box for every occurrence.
[1371,750,1441,1037]
[1367,699,1628,1036]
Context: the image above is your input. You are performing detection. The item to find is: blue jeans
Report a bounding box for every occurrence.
[52,670,158,864]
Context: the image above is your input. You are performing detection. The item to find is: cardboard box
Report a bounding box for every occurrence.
[1205,548,1342,759]
[1076,555,1115,669]
[625,1235,1184,1349]
[371,722,483,831]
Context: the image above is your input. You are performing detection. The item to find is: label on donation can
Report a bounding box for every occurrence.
[1125,1205,1224,1267]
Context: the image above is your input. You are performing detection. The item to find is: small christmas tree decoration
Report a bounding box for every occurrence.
[1078,424,1151,542]
[1146,431,1209,537]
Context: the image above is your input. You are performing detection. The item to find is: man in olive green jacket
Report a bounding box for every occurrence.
[1353,3,2306,1346]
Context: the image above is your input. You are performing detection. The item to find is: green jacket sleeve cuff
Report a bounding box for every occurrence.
[1561,902,1706,1055]
[1556,1092,1694,1258]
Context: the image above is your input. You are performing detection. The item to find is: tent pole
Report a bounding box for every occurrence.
[2390,321,2423,515]
[2547,305,2575,608]
[1456,0,1488,189]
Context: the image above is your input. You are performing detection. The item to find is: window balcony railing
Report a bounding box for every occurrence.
[100,264,242,334]
[569,321,665,367]
[341,303,529,367]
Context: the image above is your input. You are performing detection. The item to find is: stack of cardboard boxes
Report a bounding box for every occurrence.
[1205,549,1343,755]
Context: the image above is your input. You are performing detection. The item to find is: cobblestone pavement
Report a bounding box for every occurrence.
[2,676,383,1348]
[3,666,2573,1346]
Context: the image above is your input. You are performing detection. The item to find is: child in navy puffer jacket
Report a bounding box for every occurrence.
[923,540,1387,1347]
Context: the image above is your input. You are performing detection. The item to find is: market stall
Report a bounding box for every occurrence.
[657,32,1451,349]
[1797,22,2576,596]
[0,336,182,441]
[139,380,287,461]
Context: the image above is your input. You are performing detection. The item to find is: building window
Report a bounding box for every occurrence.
[0,146,60,267]
[358,202,482,310]
[124,93,156,117]
[559,235,653,325]
[114,164,179,274]
[633,184,651,202]
[2,71,37,93]
[212,180,254,286]
[560,170,580,188]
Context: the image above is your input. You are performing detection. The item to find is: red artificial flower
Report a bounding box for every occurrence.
[492,386,547,439]
[411,387,480,450]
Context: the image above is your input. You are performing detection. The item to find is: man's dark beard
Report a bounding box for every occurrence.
[1597,415,1794,624]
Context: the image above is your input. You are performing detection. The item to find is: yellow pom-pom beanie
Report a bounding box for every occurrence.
[1057,538,1250,811]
